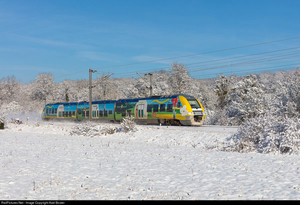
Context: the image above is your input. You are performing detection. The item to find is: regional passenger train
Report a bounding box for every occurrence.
[42,94,205,126]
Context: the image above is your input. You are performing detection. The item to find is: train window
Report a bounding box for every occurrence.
[86,111,89,117]
[52,109,54,114]
[100,111,103,117]
[54,108,57,113]
[115,103,124,114]
[116,103,122,109]
[82,111,85,117]
[153,105,158,112]
[147,105,153,112]
[122,112,126,117]
[104,111,108,117]
[167,104,173,112]
[77,109,82,115]
[109,110,112,114]
[66,112,69,117]
[62,112,65,117]
[160,104,165,112]
[73,111,75,116]
[46,109,48,114]
[187,99,201,109]
[69,111,72,117]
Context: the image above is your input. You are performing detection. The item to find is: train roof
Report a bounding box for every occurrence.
[91,100,116,104]
[46,100,116,106]
[116,94,196,103]
[45,94,197,106]
[46,102,78,106]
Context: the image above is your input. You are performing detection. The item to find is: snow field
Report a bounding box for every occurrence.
[1,122,300,200]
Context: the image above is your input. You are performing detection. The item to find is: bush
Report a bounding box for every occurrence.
[0,112,6,129]
[69,118,137,137]
[69,122,119,137]
[225,114,300,154]
[103,126,119,135]
[120,117,137,133]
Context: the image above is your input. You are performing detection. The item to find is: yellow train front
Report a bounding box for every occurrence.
[42,94,205,126]
[134,94,205,126]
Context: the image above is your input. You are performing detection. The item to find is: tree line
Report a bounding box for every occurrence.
[0,62,299,126]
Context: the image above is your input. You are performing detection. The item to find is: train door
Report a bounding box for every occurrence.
[135,100,147,119]
[92,104,99,119]
[138,104,144,118]
[57,105,64,118]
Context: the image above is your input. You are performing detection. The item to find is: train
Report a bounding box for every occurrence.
[41,94,205,126]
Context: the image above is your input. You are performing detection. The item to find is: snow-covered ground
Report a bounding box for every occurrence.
[1,119,300,200]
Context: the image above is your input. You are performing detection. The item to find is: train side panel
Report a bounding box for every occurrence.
[95,102,115,121]
[57,103,78,119]
[147,97,175,121]
[115,99,138,120]
[43,104,60,119]
[77,102,90,119]
[115,96,184,124]
[41,94,205,125]
[77,101,115,121]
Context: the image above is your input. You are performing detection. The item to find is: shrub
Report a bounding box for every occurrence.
[225,114,300,154]
[120,117,137,133]
[0,112,6,129]
[103,126,119,135]
[69,122,119,137]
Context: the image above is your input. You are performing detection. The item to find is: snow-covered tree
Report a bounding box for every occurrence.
[262,69,300,121]
[227,74,266,125]
[168,62,192,95]
[212,75,238,125]
[0,76,21,104]
[134,70,170,97]
[214,75,231,110]
[31,73,55,103]
[151,70,170,96]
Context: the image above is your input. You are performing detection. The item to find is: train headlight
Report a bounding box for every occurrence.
[193,110,203,115]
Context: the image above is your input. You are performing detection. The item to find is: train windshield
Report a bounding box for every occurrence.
[187,99,201,109]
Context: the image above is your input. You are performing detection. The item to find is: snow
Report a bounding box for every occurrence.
[1,120,300,200]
